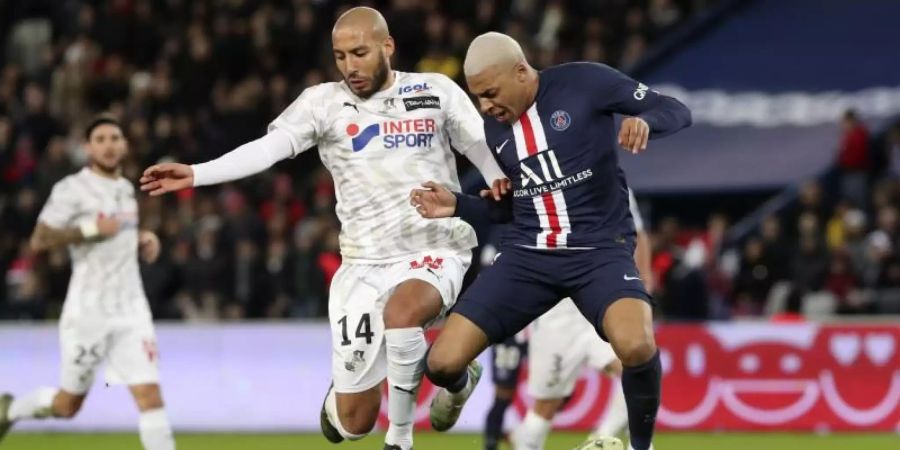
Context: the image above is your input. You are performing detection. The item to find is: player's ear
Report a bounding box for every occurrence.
[383,36,395,60]
[514,62,528,82]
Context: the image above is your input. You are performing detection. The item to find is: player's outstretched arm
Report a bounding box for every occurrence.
[30,216,120,252]
[140,129,295,196]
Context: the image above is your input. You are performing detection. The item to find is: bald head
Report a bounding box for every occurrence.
[464,32,527,77]
[333,7,389,41]
[331,7,395,99]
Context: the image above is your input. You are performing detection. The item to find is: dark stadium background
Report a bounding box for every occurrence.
[1,0,899,447]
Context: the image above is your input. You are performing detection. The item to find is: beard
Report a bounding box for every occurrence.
[351,52,390,99]
[90,158,121,176]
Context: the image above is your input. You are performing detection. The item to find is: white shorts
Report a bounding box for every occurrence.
[329,250,471,393]
[59,317,160,394]
[527,299,618,399]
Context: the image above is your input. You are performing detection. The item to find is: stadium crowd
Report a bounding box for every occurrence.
[5,0,896,323]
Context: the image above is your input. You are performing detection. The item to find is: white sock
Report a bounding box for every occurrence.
[511,410,552,450]
[138,408,175,450]
[9,387,57,420]
[324,386,366,441]
[384,327,427,450]
[592,379,628,437]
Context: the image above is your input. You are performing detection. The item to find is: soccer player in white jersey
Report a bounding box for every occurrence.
[138,7,504,450]
[512,190,652,450]
[0,116,175,450]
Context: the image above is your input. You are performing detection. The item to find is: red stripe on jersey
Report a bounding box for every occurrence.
[542,193,561,247]
[519,111,539,156]
[520,109,562,248]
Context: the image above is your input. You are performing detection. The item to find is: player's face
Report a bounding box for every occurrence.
[333,28,394,99]
[86,124,127,173]
[468,64,530,124]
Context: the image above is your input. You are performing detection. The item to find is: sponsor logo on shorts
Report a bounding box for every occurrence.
[410,256,443,270]
[345,350,366,372]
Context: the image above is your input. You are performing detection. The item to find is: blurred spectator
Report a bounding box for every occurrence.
[836,109,870,208]
[732,238,772,316]
[0,0,712,321]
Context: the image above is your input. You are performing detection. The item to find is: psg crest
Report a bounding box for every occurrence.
[550,110,571,131]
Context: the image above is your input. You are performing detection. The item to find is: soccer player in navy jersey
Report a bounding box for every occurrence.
[410,32,691,450]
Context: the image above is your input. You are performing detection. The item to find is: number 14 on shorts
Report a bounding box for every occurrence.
[337,313,375,345]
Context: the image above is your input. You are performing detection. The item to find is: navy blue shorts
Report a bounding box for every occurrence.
[490,335,527,388]
[453,245,651,344]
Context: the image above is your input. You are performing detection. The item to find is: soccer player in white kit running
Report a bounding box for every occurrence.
[137,7,504,450]
[0,116,175,450]
[512,190,652,450]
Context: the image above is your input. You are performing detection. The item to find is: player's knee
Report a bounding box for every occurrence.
[383,300,423,329]
[54,397,83,418]
[425,350,466,387]
[615,333,657,367]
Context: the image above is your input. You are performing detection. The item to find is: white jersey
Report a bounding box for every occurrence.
[270,71,501,263]
[37,168,150,321]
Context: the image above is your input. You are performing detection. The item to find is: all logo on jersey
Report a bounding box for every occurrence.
[550,110,571,131]
[403,96,441,111]
[347,119,436,152]
[398,82,431,95]
[514,150,594,198]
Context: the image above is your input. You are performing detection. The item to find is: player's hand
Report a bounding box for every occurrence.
[140,163,194,196]
[618,117,650,154]
[481,178,511,201]
[410,181,457,219]
[138,230,161,263]
[97,215,120,238]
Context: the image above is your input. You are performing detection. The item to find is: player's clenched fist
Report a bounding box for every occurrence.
[618,117,650,154]
[140,163,194,196]
[410,181,457,218]
[138,230,161,263]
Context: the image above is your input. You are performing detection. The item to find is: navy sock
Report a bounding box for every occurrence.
[483,397,511,450]
[621,351,661,450]
[446,369,469,393]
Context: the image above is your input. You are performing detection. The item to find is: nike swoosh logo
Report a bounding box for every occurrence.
[495,139,510,154]
[624,275,642,281]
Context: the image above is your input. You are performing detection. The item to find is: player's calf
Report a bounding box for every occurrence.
[603,298,659,450]
[129,384,175,450]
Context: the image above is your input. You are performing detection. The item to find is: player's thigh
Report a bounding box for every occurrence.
[106,320,161,389]
[527,320,586,400]
[328,263,388,395]
[568,248,651,341]
[451,248,561,345]
[58,320,111,395]
[384,251,471,328]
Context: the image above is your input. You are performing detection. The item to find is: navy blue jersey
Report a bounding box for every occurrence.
[460,62,690,250]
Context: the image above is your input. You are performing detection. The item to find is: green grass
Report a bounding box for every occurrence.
[3,432,898,450]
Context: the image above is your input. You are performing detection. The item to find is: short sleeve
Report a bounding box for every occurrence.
[268,86,324,157]
[38,180,80,228]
